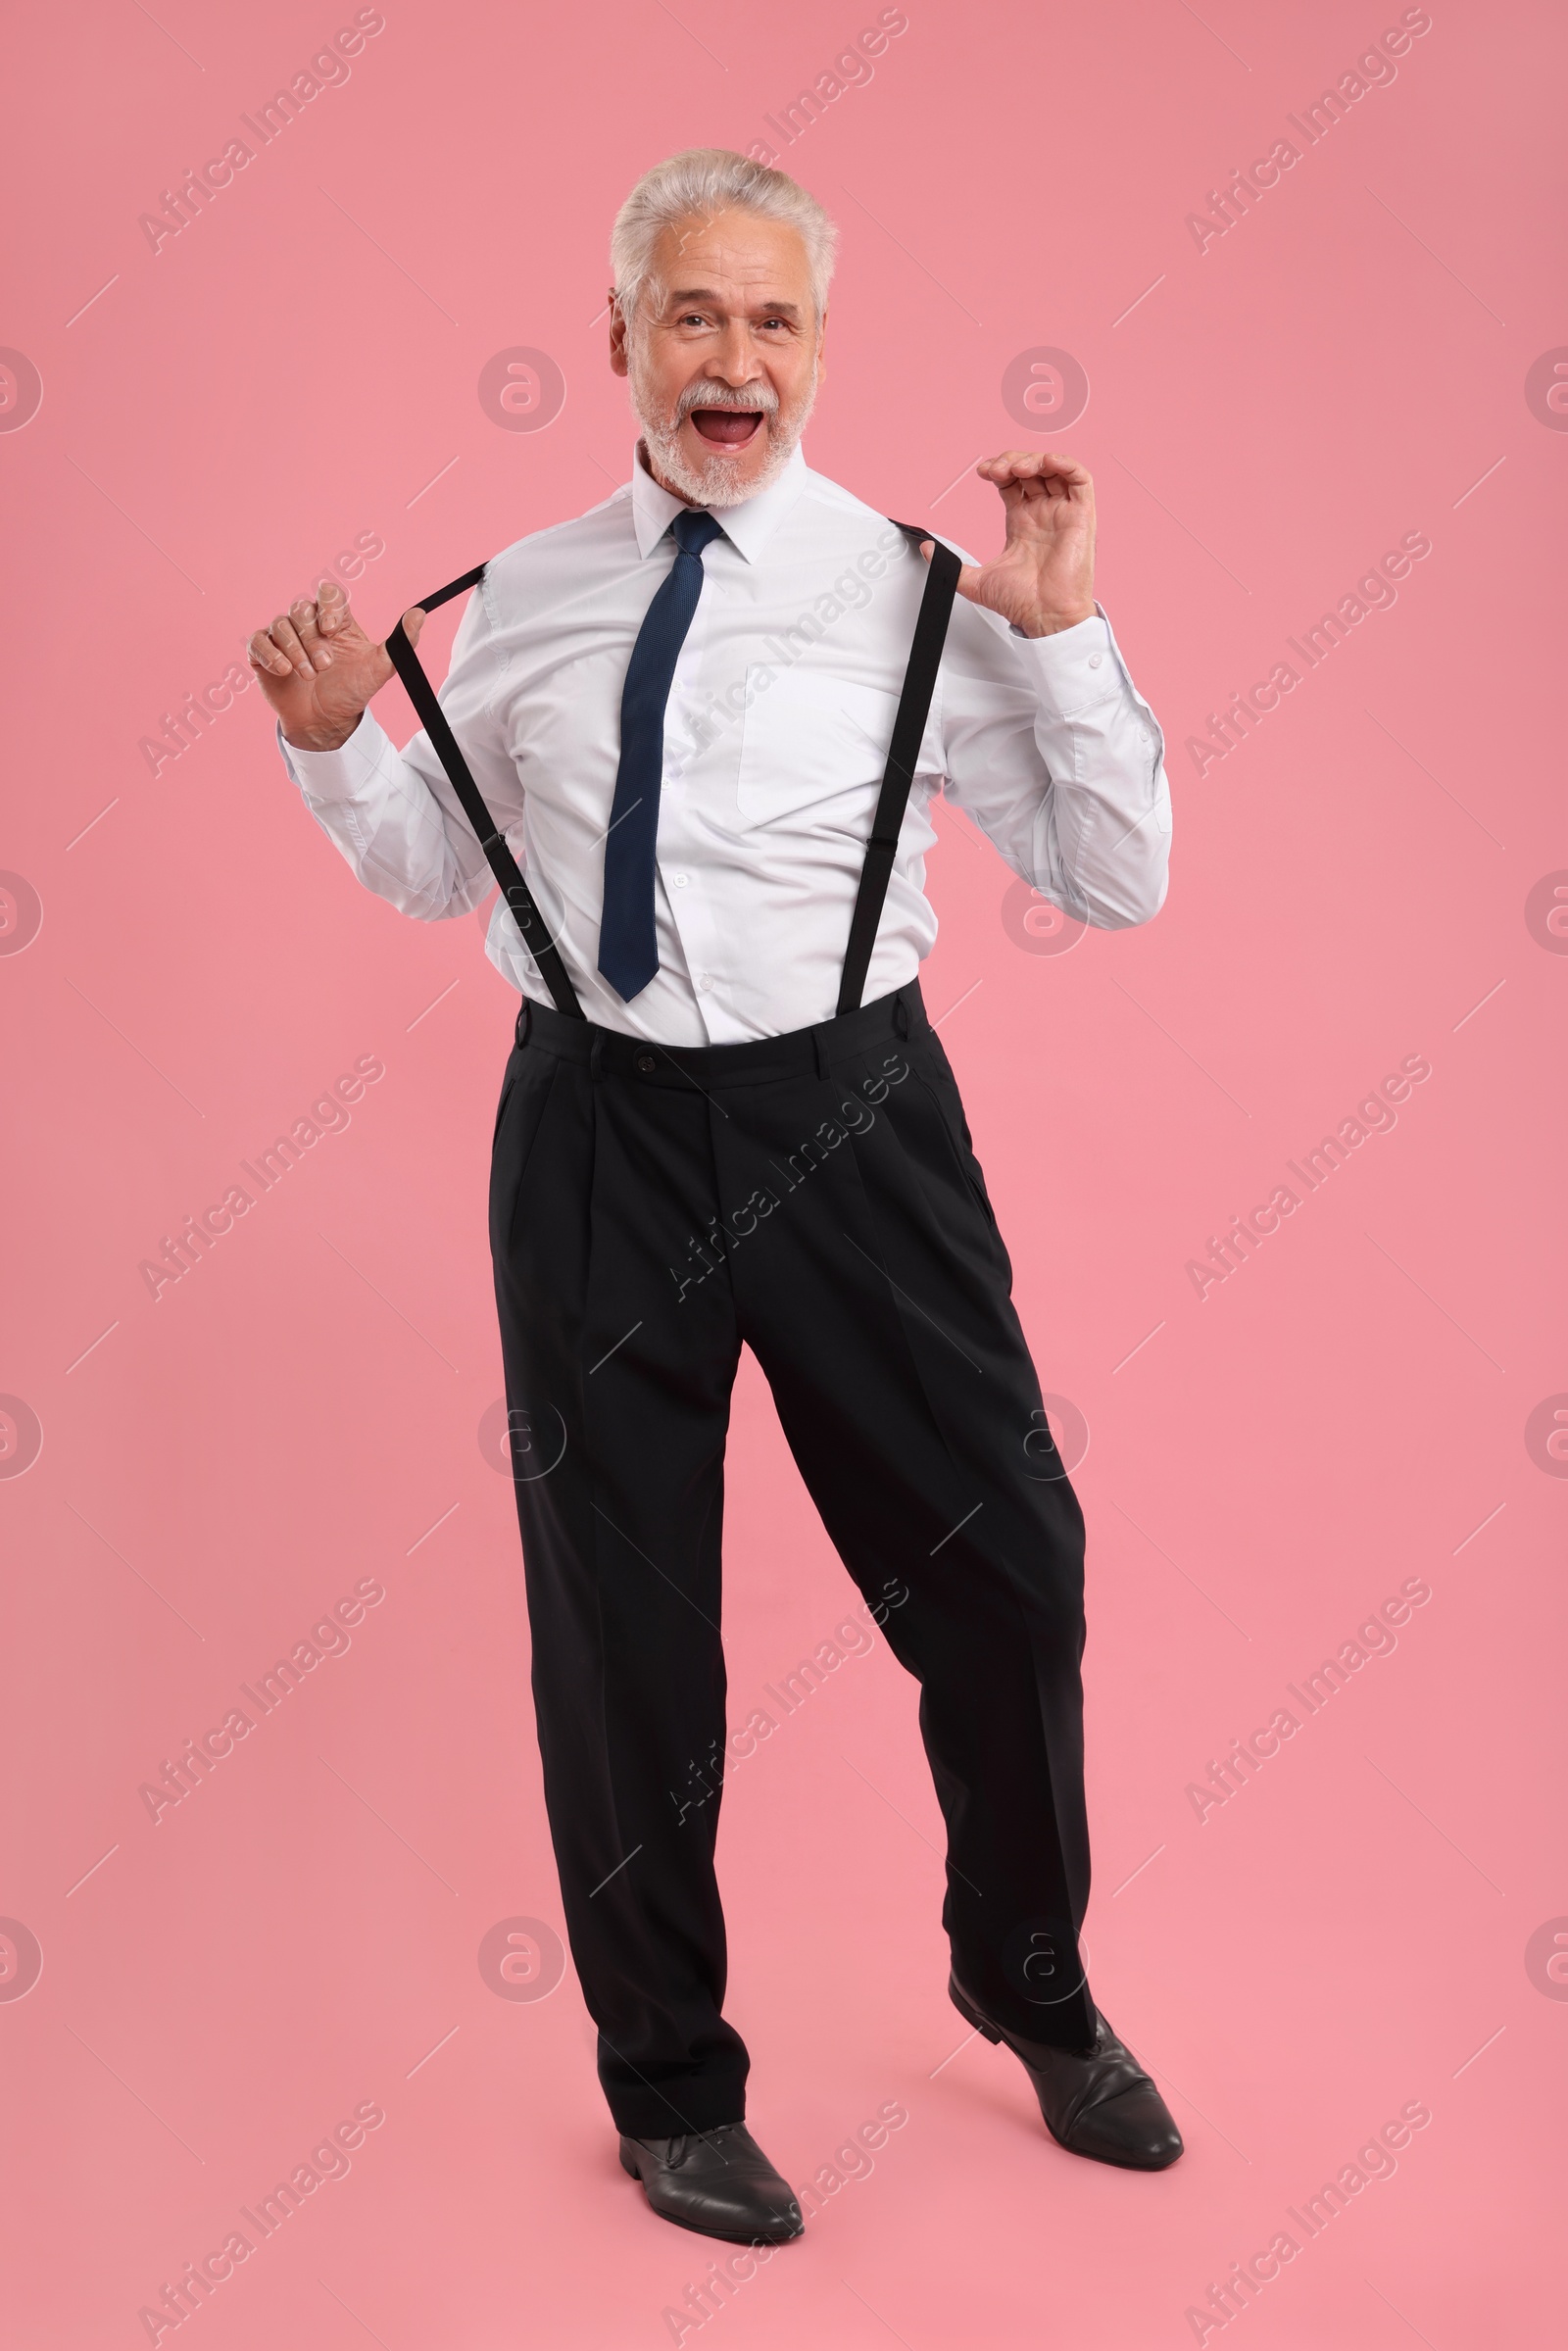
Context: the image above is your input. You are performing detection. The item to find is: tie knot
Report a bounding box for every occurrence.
[671,508,724,559]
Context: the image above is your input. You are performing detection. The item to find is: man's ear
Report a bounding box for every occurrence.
[814,307,828,392]
[608,294,629,378]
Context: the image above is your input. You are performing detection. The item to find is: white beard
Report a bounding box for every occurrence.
[628,349,817,509]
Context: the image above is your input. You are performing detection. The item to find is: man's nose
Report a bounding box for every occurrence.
[706,319,762,383]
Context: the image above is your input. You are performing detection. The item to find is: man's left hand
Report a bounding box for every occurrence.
[925,450,1097,638]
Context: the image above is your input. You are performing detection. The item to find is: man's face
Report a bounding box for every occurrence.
[611,209,826,507]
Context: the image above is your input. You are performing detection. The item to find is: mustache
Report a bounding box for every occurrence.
[675,380,780,422]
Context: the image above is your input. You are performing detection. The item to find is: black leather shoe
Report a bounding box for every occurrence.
[619,2122,805,2243]
[950,1974,1184,2171]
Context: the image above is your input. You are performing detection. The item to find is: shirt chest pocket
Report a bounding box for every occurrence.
[735,666,904,830]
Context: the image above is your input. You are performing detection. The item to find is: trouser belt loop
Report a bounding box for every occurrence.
[514,998,533,1049]
[893,993,910,1039]
[812,1027,829,1079]
[590,1034,606,1082]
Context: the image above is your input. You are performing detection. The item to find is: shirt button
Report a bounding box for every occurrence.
[1088,653,1102,668]
[697,974,714,992]
[634,1052,657,1073]
[671,873,689,887]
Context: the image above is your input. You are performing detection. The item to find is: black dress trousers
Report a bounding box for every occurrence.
[489,979,1096,2137]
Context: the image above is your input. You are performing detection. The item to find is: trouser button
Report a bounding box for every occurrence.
[634,1052,657,1073]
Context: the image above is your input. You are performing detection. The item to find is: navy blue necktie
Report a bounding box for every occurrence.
[597,507,725,1003]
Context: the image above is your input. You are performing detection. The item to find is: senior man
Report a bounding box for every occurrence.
[249,147,1180,2244]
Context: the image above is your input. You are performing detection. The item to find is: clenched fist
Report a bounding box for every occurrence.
[246,581,426,752]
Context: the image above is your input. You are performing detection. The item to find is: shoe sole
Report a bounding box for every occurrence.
[948,1978,1184,2172]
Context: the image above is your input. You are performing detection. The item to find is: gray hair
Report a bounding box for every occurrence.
[611,148,838,332]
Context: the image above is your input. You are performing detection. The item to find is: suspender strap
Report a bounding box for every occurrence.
[386,523,957,1028]
[384,567,586,1020]
[836,525,962,1016]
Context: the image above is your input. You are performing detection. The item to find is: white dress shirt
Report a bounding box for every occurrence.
[280,444,1172,1045]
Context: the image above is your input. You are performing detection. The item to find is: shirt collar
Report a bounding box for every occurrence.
[629,440,808,563]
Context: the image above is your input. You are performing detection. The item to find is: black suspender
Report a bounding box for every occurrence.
[384,519,960,1028]
[384,572,586,1020]
[837,524,961,1014]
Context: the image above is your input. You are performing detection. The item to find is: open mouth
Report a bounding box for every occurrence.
[688,409,764,453]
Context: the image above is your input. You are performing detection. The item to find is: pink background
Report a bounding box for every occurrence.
[3,1,1565,2343]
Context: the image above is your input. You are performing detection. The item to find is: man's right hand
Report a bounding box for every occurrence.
[247,581,426,752]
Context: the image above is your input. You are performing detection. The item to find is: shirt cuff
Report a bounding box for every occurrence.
[1008,606,1118,717]
[277,710,396,802]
